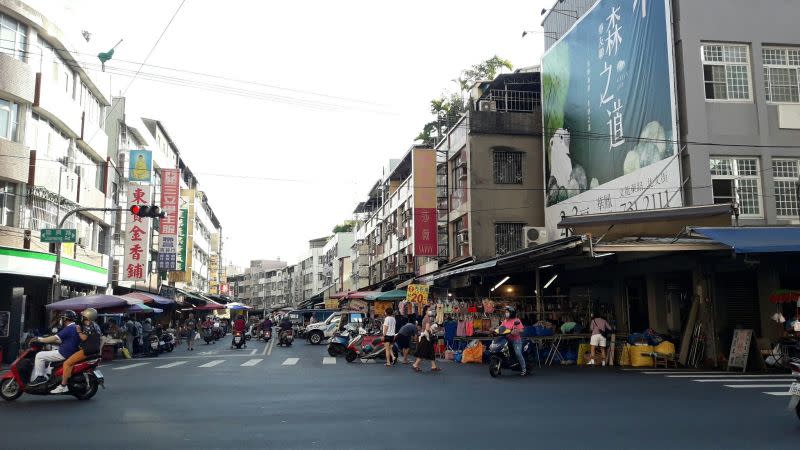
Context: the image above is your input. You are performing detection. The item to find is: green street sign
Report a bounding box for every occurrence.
[40,228,77,243]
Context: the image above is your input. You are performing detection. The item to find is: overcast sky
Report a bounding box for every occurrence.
[31,0,551,268]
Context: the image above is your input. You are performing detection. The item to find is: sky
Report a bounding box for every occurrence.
[29,0,552,268]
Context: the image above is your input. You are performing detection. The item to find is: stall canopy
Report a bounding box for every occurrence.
[176,289,209,307]
[365,290,407,301]
[123,291,175,306]
[226,302,251,310]
[46,294,131,311]
[342,291,381,300]
[691,227,800,253]
[128,303,163,314]
[193,300,226,311]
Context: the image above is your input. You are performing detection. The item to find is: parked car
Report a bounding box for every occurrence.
[305,312,342,345]
[286,309,338,338]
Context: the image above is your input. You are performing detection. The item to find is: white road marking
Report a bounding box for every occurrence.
[764,391,792,396]
[724,384,792,388]
[361,359,375,364]
[112,363,149,370]
[250,349,257,356]
[241,359,263,367]
[198,360,225,368]
[267,339,274,356]
[694,379,794,383]
[640,371,722,375]
[262,341,270,355]
[323,357,336,365]
[668,374,792,378]
[156,361,188,369]
[282,358,299,366]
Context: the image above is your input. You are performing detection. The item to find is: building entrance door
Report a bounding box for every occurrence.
[625,277,649,333]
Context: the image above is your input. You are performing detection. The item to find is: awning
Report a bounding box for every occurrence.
[176,289,208,307]
[193,300,226,311]
[365,289,407,301]
[46,294,131,311]
[123,291,176,306]
[342,291,381,300]
[691,227,800,253]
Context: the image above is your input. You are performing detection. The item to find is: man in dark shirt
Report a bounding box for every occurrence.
[30,310,81,385]
[395,322,418,364]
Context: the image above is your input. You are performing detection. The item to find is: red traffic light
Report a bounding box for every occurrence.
[130,205,140,215]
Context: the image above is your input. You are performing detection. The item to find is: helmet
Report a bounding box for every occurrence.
[60,310,78,322]
[145,318,152,324]
[81,308,98,322]
[505,306,517,318]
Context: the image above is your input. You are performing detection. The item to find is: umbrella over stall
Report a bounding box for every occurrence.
[123,292,175,306]
[46,294,131,311]
[127,303,163,314]
[226,302,251,311]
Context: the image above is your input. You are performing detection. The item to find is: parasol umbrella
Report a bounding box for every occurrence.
[123,291,175,306]
[193,300,226,311]
[365,289,408,301]
[226,302,251,311]
[127,303,163,314]
[46,294,130,311]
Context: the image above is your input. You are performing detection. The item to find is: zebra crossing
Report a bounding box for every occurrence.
[627,369,795,397]
[110,356,344,371]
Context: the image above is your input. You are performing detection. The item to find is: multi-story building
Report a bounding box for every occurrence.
[1,0,113,356]
[321,231,354,296]
[240,259,286,309]
[301,237,327,302]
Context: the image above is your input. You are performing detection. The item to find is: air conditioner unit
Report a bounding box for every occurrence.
[478,99,497,112]
[523,226,548,248]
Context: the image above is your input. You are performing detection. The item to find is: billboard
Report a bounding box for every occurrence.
[543,0,682,239]
[412,148,438,256]
[128,150,153,183]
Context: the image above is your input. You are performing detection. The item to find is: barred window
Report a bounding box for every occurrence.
[773,159,799,218]
[701,44,751,101]
[493,150,523,184]
[763,47,800,103]
[495,223,524,255]
[709,157,762,216]
[0,13,28,62]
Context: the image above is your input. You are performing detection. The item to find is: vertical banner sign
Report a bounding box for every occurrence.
[157,169,180,271]
[412,147,438,256]
[176,208,188,271]
[542,0,682,239]
[123,183,151,281]
[209,254,219,294]
[128,150,153,183]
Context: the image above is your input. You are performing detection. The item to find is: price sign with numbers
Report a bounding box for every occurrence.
[406,284,430,305]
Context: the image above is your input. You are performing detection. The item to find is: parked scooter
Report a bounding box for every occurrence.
[487,326,535,378]
[202,327,215,344]
[159,331,175,353]
[0,341,104,401]
[278,329,294,347]
[147,333,161,356]
[231,330,246,349]
[788,358,800,421]
[328,324,358,357]
[345,329,398,364]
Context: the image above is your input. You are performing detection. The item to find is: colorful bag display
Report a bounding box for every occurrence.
[654,341,676,355]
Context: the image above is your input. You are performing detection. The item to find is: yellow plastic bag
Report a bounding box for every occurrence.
[461,341,485,364]
[577,343,592,365]
[629,345,654,367]
[121,347,131,359]
[654,341,676,356]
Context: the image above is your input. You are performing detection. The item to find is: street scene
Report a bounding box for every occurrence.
[1,0,800,449]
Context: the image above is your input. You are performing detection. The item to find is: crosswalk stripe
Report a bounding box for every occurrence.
[667,374,791,378]
[198,360,225,368]
[241,359,263,367]
[282,358,299,366]
[112,363,149,370]
[361,359,375,364]
[764,391,792,396]
[323,357,336,365]
[724,384,792,388]
[156,361,188,369]
[640,371,721,375]
[694,378,794,383]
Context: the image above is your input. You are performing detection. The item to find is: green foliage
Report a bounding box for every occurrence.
[455,55,514,92]
[332,221,357,233]
[542,44,571,157]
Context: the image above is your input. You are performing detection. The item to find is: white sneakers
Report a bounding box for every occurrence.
[588,359,595,365]
[602,360,607,367]
[50,385,69,394]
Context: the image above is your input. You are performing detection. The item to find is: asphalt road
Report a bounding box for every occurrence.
[1,336,798,450]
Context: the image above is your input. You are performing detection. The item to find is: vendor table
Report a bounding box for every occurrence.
[452,334,595,368]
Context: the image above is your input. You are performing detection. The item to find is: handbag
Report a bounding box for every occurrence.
[194,331,200,340]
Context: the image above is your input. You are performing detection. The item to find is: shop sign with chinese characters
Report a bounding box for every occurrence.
[123,183,151,281]
[406,284,430,305]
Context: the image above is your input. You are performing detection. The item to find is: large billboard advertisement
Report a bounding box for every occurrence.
[543,0,682,239]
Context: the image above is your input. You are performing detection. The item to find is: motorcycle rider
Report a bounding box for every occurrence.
[29,310,81,385]
[261,316,273,337]
[51,308,102,394]
[279,316,293,342]
[501,306,527,376]
[232,314,247,347]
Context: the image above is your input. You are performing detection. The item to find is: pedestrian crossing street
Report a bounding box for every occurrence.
[626,369,796,397]
[108,356,376,371]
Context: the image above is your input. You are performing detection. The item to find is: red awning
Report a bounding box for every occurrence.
[193,300,226,311]
[342,291,381,300]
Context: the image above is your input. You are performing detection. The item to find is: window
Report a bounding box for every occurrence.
[0,181,17,226]
[763,47,800,103]
[495,223,524,255]
[493,150,524,184]
[0,13,28,62]
[710,157,762,216]
[701,44,751,101]
[773,159,799,218]
[453,218,467,258]
[0,98,19,141]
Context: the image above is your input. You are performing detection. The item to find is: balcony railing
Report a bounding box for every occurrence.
[484,90,541,113]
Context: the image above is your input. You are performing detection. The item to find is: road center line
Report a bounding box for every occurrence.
[724,384,792,388]
[764,391,792,396]
[250,349,257,356]
[262,341,270,355]
[267,339,274,356]
[156,361,188,369]
[241,358,263,367]
[198,360,225,368]
[112,362,150,370]
[282,358,299,366]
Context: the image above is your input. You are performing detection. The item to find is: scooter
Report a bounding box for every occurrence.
[788,358,800,421]
[0,341,104,401]
[147,334,161,357]
[202,327,215,344]
[160,332,175,353]
[263,328,272,342]
[328,324,358,357]
[247,324,260,341]
[278,329,294,347]
[212,326,224,341]
[231,330,246,349]
[344,329,398,364]
[487,325,535,378]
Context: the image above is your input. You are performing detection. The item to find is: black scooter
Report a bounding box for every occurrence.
[487,325,534,378]
[231,330,246,349]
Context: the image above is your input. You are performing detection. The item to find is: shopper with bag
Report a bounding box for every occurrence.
[382,308,397,366]
[185,313,198,351]
[413,309,441,373]
[588,312,613,366]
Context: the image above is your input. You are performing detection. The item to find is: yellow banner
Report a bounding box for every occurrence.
[324,299,339,309]
[406,284,430,305]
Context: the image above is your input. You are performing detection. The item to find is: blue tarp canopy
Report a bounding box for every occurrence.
[691,227,800,253]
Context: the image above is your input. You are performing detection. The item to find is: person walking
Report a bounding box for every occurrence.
[382,307,396,366]
[185,313,198,351]
[413,309,440,373]
[588,312,612,366]
[124,316,136,356]
[395,321,418,364]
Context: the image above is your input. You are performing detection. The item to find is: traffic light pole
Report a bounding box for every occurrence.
[48,207,126,305]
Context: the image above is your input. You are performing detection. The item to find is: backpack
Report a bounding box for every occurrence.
[80,323,102,355]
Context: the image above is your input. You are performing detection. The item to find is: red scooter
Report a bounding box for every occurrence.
[0,341,104,401]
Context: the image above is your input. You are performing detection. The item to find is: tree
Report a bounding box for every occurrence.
[455,55,514,92]
[332,221,357,233]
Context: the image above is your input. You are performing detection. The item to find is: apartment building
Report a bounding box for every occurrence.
[300,237,327,302]
[1,0,113,354]
[321,231,354,296]
[240,259,286,309]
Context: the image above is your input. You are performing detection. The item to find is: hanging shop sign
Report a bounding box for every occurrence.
[412,147,438,256]
[128,150,153,183]
[542,0,682,240]
[175,208,188,272]
[406,284,430,305]
[123,183,151,281]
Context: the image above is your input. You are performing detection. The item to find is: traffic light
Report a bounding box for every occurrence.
[130,205,166,219]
